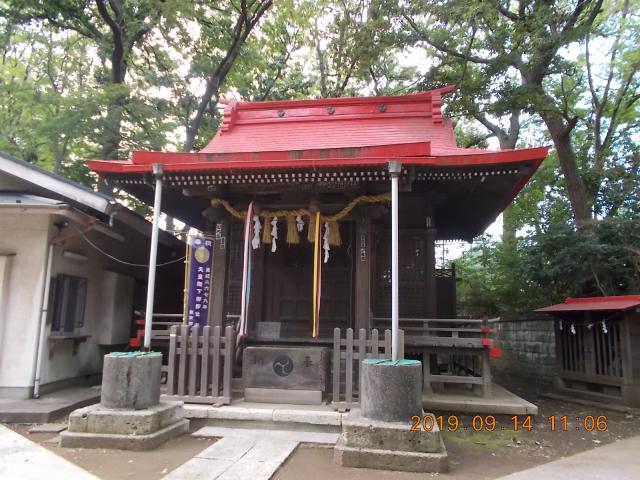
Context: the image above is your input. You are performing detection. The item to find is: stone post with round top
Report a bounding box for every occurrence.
[334,358,449,473]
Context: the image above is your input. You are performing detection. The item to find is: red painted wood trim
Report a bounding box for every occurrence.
[87,147,548,174]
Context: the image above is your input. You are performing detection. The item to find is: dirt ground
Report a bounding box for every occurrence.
[9,396,640,480]
[275,395,640,480]
[8,419,215,480]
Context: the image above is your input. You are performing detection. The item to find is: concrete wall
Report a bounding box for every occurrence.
[0,209,184,398]
[40,213,157,393]
[491,315,557,390]
[0,210,156,398]
[0,213,51,398]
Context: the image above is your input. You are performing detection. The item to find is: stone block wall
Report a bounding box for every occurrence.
[490,315,557,390]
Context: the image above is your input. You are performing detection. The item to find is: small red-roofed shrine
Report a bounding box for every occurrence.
[89,87,548,407]
[537,296,640,407]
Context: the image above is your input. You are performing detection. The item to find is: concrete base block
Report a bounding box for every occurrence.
[60,418,189,451]
[334,409,448,473]
[244,388,322,405]
[62,400,188,450]
[341,410,441,453]
[67,401,184,435]
[334,436,448,473]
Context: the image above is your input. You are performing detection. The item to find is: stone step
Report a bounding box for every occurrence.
[184,403,343,426]
[192,425,340,444]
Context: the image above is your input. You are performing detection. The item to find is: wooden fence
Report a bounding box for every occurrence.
[164,324,235,405]
[332,327,404,409]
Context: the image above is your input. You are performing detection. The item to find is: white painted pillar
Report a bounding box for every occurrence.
[144,164,163,350]
[388,161,402,360]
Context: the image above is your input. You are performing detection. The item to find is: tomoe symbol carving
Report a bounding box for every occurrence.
[273,355,294,377]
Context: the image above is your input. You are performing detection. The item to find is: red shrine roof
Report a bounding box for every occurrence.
[536,296,640,314]
[87,86,548,174]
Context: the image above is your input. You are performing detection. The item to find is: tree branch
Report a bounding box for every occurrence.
[402,14,493,65]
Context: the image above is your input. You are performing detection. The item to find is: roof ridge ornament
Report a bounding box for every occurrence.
[220,99,238,133]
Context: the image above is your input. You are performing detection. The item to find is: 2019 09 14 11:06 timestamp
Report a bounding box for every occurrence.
[410,414,609,432]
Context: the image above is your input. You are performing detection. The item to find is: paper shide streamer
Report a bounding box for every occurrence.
[251,215,261,250]
[323,222,330,263]
[271,217,278,252]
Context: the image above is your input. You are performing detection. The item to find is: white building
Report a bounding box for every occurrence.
[0,152,183,400]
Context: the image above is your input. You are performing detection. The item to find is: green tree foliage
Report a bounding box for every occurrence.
[397,0,639,312]
[457,217,640,315]
[0,0,637,312]
[0,22,100,181]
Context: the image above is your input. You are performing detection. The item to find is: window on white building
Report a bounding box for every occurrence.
[51,274,87,334]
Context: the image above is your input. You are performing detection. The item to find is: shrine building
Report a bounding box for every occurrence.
[87,86,548,407]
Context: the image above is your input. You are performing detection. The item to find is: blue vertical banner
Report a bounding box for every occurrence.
[184,235,214,328]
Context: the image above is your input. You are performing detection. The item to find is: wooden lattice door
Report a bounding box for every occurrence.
[263,223,353,338]
[374,230,429,318]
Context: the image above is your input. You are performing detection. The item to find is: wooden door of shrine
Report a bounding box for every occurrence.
[263,223,353,338]
[374,229,431,318]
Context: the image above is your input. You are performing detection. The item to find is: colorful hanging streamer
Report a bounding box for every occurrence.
[312,211,322,338]
[238,201,254,340]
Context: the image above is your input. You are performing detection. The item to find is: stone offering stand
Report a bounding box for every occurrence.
[60,351,189,450]
[334,359,449,473]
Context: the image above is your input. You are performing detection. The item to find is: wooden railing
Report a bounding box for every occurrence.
[372,317,498,347]
[331,327,404,410]
[164,324,235,405]
[372,317,499,397]
[129,312,182,348]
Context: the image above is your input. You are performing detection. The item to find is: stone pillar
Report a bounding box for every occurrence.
[61,351,189,450]
[360,359,422,422]
[101,352,161,409]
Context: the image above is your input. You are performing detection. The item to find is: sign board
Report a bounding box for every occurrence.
[184,235,214,328]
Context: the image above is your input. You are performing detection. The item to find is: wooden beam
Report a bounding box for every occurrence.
[209,217,230,329]
[424,196,438,318]
[425,227,437,318]
[354,206,372,331]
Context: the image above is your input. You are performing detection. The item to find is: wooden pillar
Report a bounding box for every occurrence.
[354,206,372,331]
[424,197,438,319]
[248,242,265,336]
[425,226,437,319]
[207,214,229,329]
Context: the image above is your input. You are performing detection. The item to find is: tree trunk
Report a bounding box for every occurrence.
[183,76,220,152]
[540,114,592,225]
